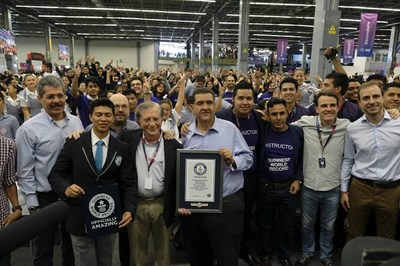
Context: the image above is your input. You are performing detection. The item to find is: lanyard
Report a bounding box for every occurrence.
[234,111,251,129]
[142,138,161,172]
[316,118,336,155]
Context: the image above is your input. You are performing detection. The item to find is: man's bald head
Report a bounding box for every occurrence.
[109,94,129,125]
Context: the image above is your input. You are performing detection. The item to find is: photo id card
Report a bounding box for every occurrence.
[319,158,326,168]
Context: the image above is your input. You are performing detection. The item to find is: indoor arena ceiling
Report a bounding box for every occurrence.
[2,0,400,51]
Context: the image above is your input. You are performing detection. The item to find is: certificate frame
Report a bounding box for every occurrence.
[177,149,224,213]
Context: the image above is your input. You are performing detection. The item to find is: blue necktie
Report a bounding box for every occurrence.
[95,140,104,173]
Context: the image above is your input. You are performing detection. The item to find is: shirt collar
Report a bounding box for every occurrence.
[360,109,391,124]
[91,129,110,147]
[142,132,162,146]
[193,116,220,134]
[25,88,38,96]
[42,109,70,125]
[86,94,98,101]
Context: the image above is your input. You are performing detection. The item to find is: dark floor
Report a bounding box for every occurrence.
[9,215,343,266]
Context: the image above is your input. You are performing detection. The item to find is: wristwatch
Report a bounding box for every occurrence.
[28,206,39,213]
[12,205,22,212]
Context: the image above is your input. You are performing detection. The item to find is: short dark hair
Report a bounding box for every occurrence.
[85,76,99,87]
[45,62,53,70]
[186,96,195,105]
[224,74,237,82]
[159,98,173,109]
[233,80,253,98]
[129,76,143,85]
[348,78,361,84]
[266,97,287,112]
[314,91,339,106]
[366,74,387,85]
[280,77,298,91]
[325,72,349,95]
[89,98,115,115]
[358,82,383,100]
[382,82,400,93]
[192,88,214,103]
[5,77,15,86]
[122,89,137,97]
[195,75,206,83]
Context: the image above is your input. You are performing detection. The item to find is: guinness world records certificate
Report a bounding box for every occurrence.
[177,149,223,213]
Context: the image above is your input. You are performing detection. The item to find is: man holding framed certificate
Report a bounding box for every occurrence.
[178,88,253,266]
[48,98,137,266]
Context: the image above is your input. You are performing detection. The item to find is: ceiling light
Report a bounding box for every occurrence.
[16,5,205,16]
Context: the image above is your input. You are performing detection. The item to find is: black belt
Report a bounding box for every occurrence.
[261,179,292,189]
[354,176,400,189]
[138,195,163,201]
[223,189,242,203]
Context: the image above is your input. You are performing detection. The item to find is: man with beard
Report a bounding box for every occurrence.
[85,94,139,136]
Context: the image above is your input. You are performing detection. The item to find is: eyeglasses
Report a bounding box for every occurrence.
[115,104,129,110]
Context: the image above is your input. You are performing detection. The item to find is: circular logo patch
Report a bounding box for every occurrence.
[194,162,207,175]
[89,193,115,219]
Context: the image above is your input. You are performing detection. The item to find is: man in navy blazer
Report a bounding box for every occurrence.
[49,98,137,266]
[119,101,182,265]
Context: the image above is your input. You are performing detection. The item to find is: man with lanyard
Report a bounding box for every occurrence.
[340,82,400,241]
[292,91,350,266]
[178,88,253,266]
[16,75,83,266]
[119,101,182,265]
[258,97,304,266]
[216,80,264,266]
[279,77,310,123]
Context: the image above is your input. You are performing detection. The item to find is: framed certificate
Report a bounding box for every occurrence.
[177,149,224,213]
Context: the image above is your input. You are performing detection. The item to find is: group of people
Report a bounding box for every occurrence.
[0,47,399,266]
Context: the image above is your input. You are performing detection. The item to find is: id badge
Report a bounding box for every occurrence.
[319,158,326,168]
[144,175,153,189]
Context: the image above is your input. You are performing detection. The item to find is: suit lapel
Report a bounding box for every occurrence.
[81,132,98,177]
[163,139,174,190]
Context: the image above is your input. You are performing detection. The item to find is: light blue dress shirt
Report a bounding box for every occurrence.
[16,110,84,207]
[182,117,253,197]
[341,111,400,192]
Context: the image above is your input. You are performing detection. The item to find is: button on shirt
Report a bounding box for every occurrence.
[182,117,253,197]
[293,115,350,191]
[341,111,400,192]
[136,135,165,198]
[16,110,84,207]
